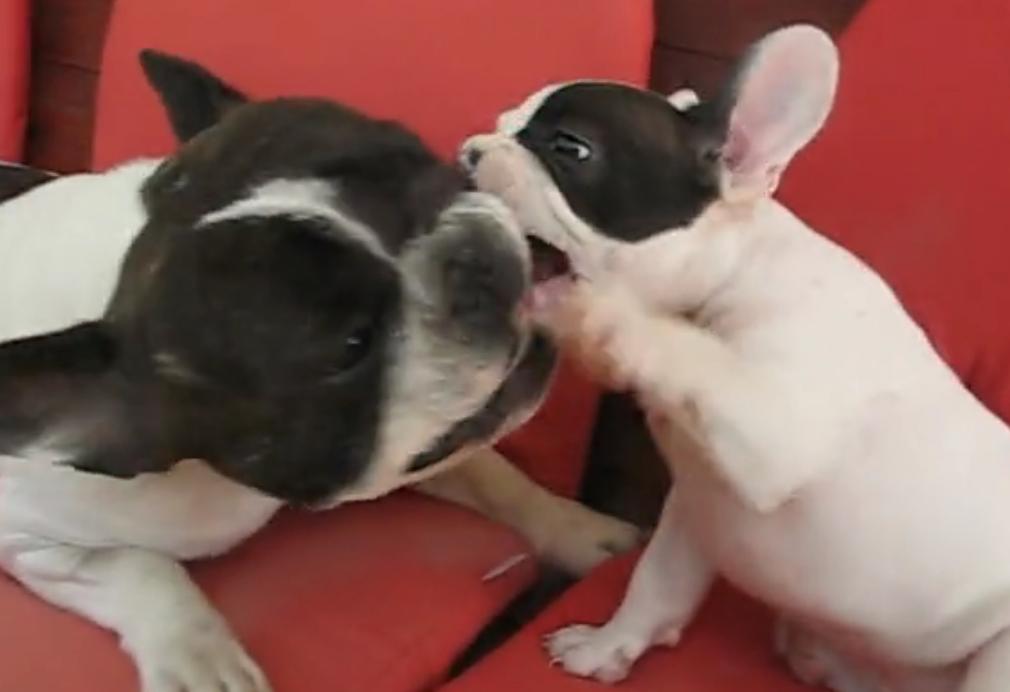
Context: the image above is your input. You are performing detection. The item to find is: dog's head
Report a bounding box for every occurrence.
[0,53,556,507]
[462,25,839,311]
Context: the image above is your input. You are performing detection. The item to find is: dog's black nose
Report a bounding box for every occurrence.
[466,147,483,168]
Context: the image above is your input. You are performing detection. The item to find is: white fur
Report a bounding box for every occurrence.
[489,79,638,138]
[667,88,700,112]
[0,159,159,342]
[494,83,566,136]
[473,25,1010,692]
[199,178,392,260]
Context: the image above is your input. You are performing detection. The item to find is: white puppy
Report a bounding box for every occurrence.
[463,24,1010,692]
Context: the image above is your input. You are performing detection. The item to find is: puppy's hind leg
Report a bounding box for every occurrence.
[415,447,642,576]
[544,492,714,683]
[775,619,882,692]
[1,537,269,692]
[960,627,1010,692]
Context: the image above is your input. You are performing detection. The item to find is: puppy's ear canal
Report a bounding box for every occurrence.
[0,323,174,478]
[701,24,839,200]
[139,49,248,143]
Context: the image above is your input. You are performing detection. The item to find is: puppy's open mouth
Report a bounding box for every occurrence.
[527,235,571,284]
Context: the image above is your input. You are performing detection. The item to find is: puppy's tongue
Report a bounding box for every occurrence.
[521,236,574,321]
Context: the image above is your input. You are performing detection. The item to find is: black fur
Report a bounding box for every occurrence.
[140,50,247,142]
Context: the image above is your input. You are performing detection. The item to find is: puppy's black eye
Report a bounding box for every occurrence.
[549,130,593,162]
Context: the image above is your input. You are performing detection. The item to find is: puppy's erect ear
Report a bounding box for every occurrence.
[0,323,173,478]
[139,49,248,143]
[703,25,839,200]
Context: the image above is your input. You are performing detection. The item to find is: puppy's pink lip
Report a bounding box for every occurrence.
[528,275,576,318]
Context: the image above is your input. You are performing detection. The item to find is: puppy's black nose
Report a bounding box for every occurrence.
[466,147,483,168]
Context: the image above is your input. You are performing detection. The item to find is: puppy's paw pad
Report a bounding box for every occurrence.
[544,624,647,684]
[133,620,270,692]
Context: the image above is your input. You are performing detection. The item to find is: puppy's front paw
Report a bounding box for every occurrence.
[129,616,270,692]
[535,497,642,576]
[545,624,651,684]
[538,284,637,391]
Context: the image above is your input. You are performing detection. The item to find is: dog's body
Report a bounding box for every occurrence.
[464,26,1010,692]
[0,54,638,692]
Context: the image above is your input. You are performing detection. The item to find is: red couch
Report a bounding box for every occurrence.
[3,0,1010,690]
[0,0,29,162]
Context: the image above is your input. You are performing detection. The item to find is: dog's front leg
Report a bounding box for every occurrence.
[3,538,269,692]
[416,447,641,576]
[544,492,713,683]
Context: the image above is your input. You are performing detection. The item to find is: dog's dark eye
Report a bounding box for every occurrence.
[549,130,593,162]
[327,324,375,377]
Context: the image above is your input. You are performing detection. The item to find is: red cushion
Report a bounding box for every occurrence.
[443,554,809,692]
[0,493,536,692]
[0,0,29,161]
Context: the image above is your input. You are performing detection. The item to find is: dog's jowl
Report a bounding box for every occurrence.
[466,24,1010,692]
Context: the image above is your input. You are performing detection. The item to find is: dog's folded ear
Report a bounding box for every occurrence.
[0,322,174,478]
[697,25,839,200]
[139,49,248,143]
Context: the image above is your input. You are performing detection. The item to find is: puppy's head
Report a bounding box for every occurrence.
[0,53,555,507]
[462,25,839,310]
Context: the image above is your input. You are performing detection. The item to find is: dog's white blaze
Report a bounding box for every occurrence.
[197,178,391,260]
[495,79,642,137]
[496,83,569,136]
[0,159,160,342]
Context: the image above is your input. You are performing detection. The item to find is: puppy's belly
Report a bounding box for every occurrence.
[0,458,281,560]
[669,443,1010,669]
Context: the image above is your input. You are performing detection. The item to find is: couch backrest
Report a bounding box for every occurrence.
[91,0,655,496]
[92,0,653,165]
[0,0,29,162]
[781,0,1010,421]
